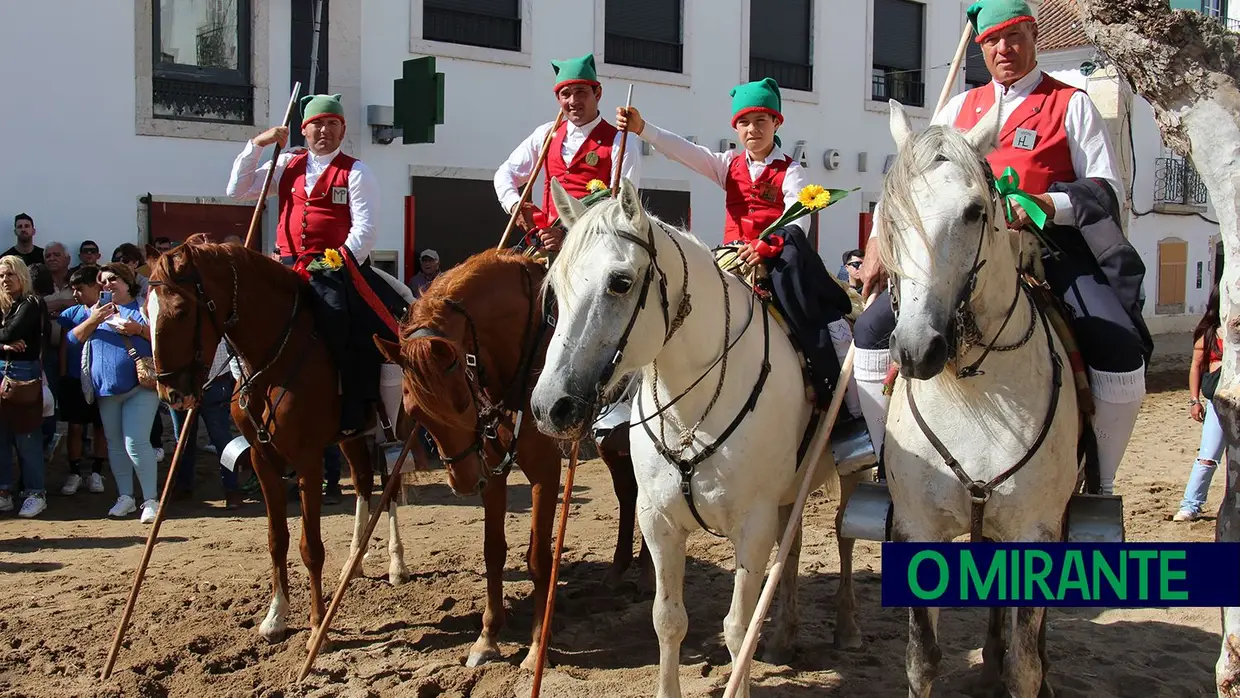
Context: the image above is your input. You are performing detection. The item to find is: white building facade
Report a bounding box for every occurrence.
[5,0,973,281]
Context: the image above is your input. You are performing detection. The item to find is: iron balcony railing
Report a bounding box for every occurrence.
[1154,157,1210,207]
[750,56,813,93]
[604,33,683,73]
[871,72,925,108]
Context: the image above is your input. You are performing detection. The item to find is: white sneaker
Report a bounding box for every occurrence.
[0,493,14,512]
[108,495,136,518]
[87,472,105,493]
[61,474,82,496]
[154,448,166,463]
[139,499,159,524]
[17,494,46,518]
[1174,509,1199,522]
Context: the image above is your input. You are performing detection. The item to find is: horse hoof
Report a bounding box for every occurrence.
[307,632,333,654]
[388,564,410,586]
[520,647,551,672]
[602,564,628,589]
[832,627,863,650]
[466,646,502,667]
[259,622,287,644]
[760,643,796,667]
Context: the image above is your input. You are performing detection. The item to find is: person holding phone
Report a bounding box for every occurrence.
[66,263,158,522]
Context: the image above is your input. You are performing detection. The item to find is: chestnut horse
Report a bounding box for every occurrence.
[376,249,647,670]
[146,236,410,648]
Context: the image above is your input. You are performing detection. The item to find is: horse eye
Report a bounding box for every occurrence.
[963,202,984,223]
[607,273,634,296]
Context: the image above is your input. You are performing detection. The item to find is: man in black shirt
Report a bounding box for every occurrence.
[6,214,45,267]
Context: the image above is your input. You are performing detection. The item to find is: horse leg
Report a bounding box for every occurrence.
[981,606,1007,688]
[340,438,373,585]
[466,473,509,667]
[1037,610,1054,698]
[833,470,865,649]
[724,507,779,698]
[893,524,942,698]
[253,449,292,643]
[520,454,560,672]
[640,496,689,698]
[1005,606,1049,697]
[761,503,801,666]
[600,427,638,589]
[385,496,410,586]
[297,460,328,651]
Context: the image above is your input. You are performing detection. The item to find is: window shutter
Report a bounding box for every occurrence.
[964,41,990,87]
[425,0,518,18]
[606,0,681,43]
[750,0,811,65]
[872,0,924,71]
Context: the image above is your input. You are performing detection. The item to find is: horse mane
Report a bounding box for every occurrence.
[544,196,707,299]
[399,249,543,429]
[150,234,303,298]
[874,124,995,280]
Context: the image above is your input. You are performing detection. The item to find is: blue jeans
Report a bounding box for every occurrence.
[1180,400,1227,515]
[98,387,160,501]
[0,359,45,494]
[171,375,239,494]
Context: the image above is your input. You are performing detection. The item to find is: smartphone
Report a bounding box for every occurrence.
[99,291,113,305]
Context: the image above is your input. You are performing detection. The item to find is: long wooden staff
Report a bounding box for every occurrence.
[299,431,419,681]
[529,441,580,697]
[720,23,974,698]
[243,82,303,251]
[610,85,635,195]
[101,406,200,680]
[497,110,566,251]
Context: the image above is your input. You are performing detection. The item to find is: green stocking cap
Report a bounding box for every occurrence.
[300,93,346,127]
[730,78,783,127]
[551,53,600,93]
[967,0,1035,42]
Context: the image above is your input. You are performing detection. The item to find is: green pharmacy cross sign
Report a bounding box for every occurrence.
[393,56,445,144]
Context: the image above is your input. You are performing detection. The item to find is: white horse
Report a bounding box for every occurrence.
[877,100,1080,697]
[530,177,863,698]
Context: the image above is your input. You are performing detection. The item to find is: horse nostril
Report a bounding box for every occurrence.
[548,396,580,429]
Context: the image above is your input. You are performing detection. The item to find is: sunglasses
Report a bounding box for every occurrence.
[846,260,863,269]
[80,249,99,255]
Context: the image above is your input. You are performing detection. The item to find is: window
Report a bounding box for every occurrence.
[871,0,925,107]
[423,0,521,52]
[605,0,683,73]
[290,0,330,148]
[152,0,253,124]
[1156,238,1188,315]
[750,0,813,92]
[964,40,990,89]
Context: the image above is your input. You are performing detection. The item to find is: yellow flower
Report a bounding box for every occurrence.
[587,179,607,193]
[798,184,832,211]
[323,248,343,269]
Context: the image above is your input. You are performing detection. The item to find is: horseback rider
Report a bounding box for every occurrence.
[616,78,854,408]
[853,0,1152,495]
[226,93,407,439]
[493,52,643,254]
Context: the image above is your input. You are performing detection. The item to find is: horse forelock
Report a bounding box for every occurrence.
[876,124,993,280]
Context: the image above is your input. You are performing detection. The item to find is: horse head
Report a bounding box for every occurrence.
[878,99,1007,380]
[531,177,671,439]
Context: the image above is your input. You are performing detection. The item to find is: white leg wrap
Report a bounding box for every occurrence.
[854,347,893,457]
[1089,365,1146,495]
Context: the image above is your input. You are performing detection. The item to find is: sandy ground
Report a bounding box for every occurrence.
[0,331,1226,697]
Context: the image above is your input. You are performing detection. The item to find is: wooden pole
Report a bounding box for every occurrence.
[243,82,303,251]
[298,432,417,681]
[529,441,580,697]
[610,85,635,195]
[721,25,975,697]
[101,405,200,680]
[497,110,566,251]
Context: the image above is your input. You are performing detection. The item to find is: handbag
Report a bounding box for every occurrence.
[122,335,157,390]
[0,360,45,433]
[1202,367,1222,401]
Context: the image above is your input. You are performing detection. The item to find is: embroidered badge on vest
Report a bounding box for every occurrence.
[755,182,781,203]
[331,186,348,205]
[585,151,600,166]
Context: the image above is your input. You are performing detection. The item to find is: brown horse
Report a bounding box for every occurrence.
[146,235,411,648]
[376,249,648,670]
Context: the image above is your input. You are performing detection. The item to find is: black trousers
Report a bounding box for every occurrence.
[765,228,853,405]
[852,238,1145,373]
[281,255,407,433]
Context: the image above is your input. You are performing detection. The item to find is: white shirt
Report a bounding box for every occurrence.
[640,123,811,233]
[226,140,379,264]
[932,67,1124,227]
[494,113,643,214]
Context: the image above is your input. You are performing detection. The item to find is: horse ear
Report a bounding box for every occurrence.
[617,177,645,231]
[374,336,403,365]
[549,177,586,229]
[965,101,1001,157]
[889,100,914,152]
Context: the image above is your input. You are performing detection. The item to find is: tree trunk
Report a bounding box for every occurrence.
[1072,1,1240,694]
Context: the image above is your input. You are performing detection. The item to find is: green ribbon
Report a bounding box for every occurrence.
[995,167,1048,231]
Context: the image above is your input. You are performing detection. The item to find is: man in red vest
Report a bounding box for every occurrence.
[494,53,642,253]
[227,94,407,440]
[852,0,1152,496]
[616,78,854,408]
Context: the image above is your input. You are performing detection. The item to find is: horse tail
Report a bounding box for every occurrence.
[403,336,476,432]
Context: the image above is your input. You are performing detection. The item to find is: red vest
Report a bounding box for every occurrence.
[723,154,792,244]
[276,151,357,257]
[954,74,1081,195]
[537,119,618,229]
